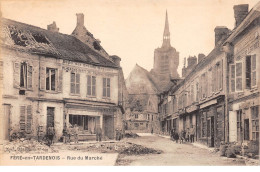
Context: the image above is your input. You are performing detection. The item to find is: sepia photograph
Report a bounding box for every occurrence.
[0,0,259,167]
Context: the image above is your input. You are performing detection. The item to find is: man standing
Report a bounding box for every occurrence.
[73,124,79,144]
[95,127,102,142]
[190,125,195,143]
[47,124,55,146]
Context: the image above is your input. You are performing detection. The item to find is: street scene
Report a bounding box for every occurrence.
[0,0,260,166]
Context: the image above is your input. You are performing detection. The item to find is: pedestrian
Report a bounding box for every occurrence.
[116,129,120,141]
[95,126,102,142]
[186,128,190,142]
[67,123,73,143]
[180,130,185,144]
[47,124,55,146]
[190,125,195,143]
[62,123,68,143]
[170,128,174,140]
[173,128,179,143]
[151,127,153,134]
[73,124,79,144]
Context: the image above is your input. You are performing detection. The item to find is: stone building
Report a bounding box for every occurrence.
[125,11,180,133]
[158,3,260,152]
[125,64,160,133]
[223,4,260,151]
[0,14,127,142]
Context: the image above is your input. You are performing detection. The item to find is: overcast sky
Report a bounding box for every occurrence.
[1,0,259,78]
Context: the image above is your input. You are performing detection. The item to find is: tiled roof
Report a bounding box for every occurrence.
[0,18,118,68]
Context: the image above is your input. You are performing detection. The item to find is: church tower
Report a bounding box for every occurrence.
[152,11,180,85]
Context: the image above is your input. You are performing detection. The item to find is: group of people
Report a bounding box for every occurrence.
[62,124,79,144]
[170,126,195,144]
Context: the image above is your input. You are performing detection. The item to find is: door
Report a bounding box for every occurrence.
[210,116,215,147]
[103,116,114,139]
[244,119,249,140]
[2,105,11,140]
[47,107,55,131]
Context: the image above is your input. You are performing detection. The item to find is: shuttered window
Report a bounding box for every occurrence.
[13,62,32,89]
[87,75,96,96]
[230,64,235,92]
[71,73,80,94]
[20,106,26,131]
[236,62,242,91]
[251,55,256,87]
[103,78,110,98]
[20,105,32,133]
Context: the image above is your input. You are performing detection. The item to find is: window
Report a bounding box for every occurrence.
[69,115,88,130]
[135,114,138,119]
[230,64,236,92]
[208,68,212,96]
[246,55,257,88]
[251,106,259,141]
[46,68,56,91]
[217,61,223,90]
[20,105,32,133]
[17,62,32,89]
[152,115,154,121]
[196,81,199,102]
[103,78,110,98]
[147,114,150,120]
[236,62,242,91]
[87,75,96,96]
[70,73,80,94]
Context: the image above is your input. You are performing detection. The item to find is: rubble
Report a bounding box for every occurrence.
[124,133,140,138]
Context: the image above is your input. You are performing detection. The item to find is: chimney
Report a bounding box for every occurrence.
[214,26,230,46]
[198,53,205,63]
[76,13,84,26]
[109,55,121,67]
[233,4,249,27]
[47,21,59,32]
[187,56,197,68]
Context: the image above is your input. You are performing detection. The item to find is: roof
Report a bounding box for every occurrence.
[0,18,118,68]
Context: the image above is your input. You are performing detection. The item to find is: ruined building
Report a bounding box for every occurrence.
[0,13,128,142]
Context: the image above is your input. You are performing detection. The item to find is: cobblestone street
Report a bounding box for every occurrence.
[118,135,257,166]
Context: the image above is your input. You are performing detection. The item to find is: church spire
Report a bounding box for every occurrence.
[162,10,171,47]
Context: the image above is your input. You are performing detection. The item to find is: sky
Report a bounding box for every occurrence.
[1,0,259,78]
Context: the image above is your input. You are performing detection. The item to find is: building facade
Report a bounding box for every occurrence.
[0,14,127,142]
[224,4,260,149]
[158,3,260,152]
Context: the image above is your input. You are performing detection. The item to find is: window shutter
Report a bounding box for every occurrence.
[92,76,96,96]
[27,65,33,89]
[107,78,110,97]
[103,78,106,97]
[20,106,26,131]
[87,75,91,95]
[40,66,46,90]
[236,62,242,91]
[57,69,63,92]
[76,73,80,94]
[219,61,223,90]
[251,55,256,87]
[13,62,20,88]
[26,105,32,133]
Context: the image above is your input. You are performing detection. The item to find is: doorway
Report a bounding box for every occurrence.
[47,107,55,131]
[210,116,215,147]
[3,105,11,140]
[244,119,249,140]
[103,116,114,139]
